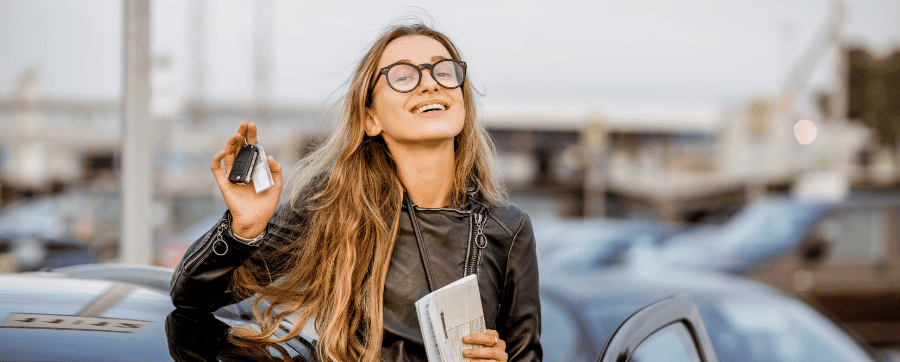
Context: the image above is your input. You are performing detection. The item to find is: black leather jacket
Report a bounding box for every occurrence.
[170,188,542,361]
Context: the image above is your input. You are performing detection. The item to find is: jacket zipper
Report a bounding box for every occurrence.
[181,223,226,275]
[465,212,488,276]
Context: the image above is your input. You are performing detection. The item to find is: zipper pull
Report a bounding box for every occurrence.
[474,213,487,249]
[213,224,228,256]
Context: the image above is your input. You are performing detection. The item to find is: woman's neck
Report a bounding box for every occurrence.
[387,140,455,208]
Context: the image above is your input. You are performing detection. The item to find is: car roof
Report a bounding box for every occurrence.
[540,266,783,302]
[0,273,174,361]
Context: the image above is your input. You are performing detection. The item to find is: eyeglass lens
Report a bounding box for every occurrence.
[386,60,464,92]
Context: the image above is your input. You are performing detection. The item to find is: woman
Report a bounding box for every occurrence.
[170,22,541,362]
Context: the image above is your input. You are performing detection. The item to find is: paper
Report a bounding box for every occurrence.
[252,144,275,194]
[415,274,486,362]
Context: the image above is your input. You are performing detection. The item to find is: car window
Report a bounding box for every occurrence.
[632,322,702,362]
[701,298,874,362]
[587,295,876,362]
[817,210,886,266]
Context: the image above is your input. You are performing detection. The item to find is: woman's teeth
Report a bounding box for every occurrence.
[414,104,446,114]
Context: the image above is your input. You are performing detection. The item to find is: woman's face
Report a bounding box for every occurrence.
[365,35,466,147]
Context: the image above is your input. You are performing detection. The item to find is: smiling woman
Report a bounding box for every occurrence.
[169,21,541,362]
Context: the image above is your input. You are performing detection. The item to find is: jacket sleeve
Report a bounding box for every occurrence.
[498,212,542,361]
[170,201,309,312]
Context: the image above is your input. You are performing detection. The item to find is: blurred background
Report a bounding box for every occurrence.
[1,0,899,353]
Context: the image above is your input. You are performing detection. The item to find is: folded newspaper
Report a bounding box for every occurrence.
[415,274,486,362]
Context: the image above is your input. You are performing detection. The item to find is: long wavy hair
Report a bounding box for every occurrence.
[228,22,506,361]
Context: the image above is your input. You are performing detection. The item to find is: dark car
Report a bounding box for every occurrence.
[752,188,900,350]
[0,264,721,361]
[0,272,175,361]
[540,265,883,362]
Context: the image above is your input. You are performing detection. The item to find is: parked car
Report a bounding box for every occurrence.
[0,187,166,263]
[752,188,900,351]
[539,263,886,362]
[533,196,831,273]
[0,236,94,272]
[0,271,175,361]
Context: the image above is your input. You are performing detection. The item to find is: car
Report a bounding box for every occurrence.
[752,188,900,351]
[0,187,166,264]
[0,271,176,361]
[0,263,720,361]
[0,236,94,272]
[539,262,885,362]
[533,195,831,273]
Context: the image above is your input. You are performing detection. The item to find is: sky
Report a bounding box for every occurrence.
[2,0,900,109]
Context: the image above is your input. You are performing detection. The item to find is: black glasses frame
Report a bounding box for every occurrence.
[372,59,467,94]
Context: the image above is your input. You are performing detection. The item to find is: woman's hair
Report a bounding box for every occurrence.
[229,21,506,362]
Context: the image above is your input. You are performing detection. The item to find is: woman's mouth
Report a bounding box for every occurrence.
[410,100,450,114]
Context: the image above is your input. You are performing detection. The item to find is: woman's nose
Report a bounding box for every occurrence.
[417,69,440,93]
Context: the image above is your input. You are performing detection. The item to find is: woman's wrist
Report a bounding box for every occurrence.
[225,211,267,241]
[230,223,266,240]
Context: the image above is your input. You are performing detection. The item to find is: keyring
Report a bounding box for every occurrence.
[213,239,229,256]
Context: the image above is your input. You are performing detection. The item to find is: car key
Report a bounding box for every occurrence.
[251,144,274,193]
[228,143,258,185]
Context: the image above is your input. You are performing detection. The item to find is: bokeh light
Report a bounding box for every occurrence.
[794,120,817,145]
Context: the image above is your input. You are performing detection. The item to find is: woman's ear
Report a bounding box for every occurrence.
[364,108,383,137]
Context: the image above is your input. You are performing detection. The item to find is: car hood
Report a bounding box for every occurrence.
[0,273,175,361]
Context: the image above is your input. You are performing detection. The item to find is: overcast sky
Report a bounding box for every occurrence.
[2,0,899,108]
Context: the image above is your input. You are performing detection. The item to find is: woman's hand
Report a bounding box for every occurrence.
[462,329,507,362]
[210,121,283,238]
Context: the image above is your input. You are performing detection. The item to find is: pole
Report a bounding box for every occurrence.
[121,0,153,265]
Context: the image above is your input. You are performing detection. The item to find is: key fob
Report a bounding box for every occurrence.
[228,144,259,184]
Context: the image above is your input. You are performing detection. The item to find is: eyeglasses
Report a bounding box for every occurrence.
[372,59,467,94]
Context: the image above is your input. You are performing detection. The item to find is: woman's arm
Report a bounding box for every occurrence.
[169,202,307,312]
[170,204,304,311]
[497,212,542,361]
[170,121,289,311]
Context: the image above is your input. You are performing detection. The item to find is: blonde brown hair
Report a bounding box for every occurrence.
[229,22,506,361]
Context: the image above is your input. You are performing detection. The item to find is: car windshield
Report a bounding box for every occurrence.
[585,294,875,362]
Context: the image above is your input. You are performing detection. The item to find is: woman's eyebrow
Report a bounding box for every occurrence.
[395,56,449,64]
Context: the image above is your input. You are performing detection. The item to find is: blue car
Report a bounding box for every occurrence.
[540,265,883,362]
[534,196,832,274]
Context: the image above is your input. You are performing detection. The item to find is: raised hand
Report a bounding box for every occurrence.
[210,121,283,239]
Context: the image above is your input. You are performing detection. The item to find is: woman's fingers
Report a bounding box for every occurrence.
[211,150,228,187]
[462,330,507,362]
[463,347,507,362]
[223,132,244,167]
[268,156,282,190]
[463,330,500,346]
[237,121,248,138]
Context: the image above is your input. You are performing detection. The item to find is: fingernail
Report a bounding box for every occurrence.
[463,350,472,356]
[463,336,472,342]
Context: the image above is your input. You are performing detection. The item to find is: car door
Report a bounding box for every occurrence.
[597,294,718,362]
